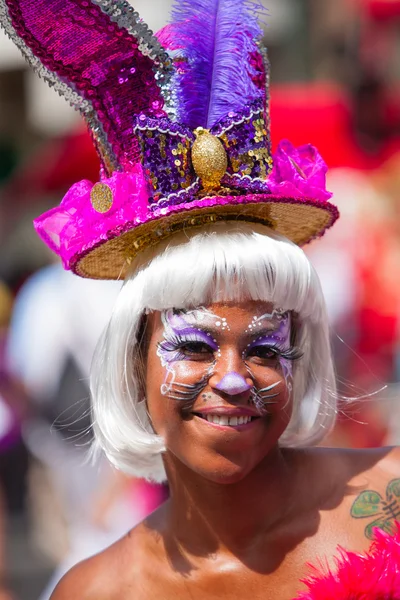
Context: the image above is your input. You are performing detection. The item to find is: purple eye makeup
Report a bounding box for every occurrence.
[157,309,218,402]
[156,307,302,411]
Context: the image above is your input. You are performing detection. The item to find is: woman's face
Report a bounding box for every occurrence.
[145,301,299,484]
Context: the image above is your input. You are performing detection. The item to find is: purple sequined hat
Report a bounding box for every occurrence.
[0,0,339,279]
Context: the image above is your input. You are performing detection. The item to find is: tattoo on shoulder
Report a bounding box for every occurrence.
[351,478,400,540]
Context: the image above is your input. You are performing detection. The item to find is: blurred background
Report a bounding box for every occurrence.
[0,0,399,597]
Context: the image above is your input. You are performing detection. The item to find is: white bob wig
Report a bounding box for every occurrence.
[91,222,337,482]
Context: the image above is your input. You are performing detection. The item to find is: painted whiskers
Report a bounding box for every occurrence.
[161,375,211,414]
[157,307,301,414]
[250,380,281,412]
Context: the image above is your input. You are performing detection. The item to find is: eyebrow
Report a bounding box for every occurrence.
[183,325,219,338]
[244,327,283,341]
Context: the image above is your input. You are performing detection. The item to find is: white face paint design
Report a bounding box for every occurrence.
[156,307,299,411]
[245,308,288,333]
[156,309,222,401]
[244,311,294,406]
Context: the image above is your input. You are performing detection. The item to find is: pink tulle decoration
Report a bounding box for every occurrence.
[32,138,336,274]
[33,165,149,271]
[268,140,333,202]
[295,524,400,600]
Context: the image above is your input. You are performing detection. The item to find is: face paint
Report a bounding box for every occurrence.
[190,308,230,332]
[215,372,252,396]
[246,308,288,333]
[250,381,281,412]
[157,309,218,402]
[156,307,299,412]
[244,312,295,411]
[157,311,218,365]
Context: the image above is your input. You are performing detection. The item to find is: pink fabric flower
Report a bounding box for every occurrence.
[268,140,333,202]
[33,165,149,271]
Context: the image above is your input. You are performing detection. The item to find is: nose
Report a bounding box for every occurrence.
[209,348,253,397]
[214,372,251,396]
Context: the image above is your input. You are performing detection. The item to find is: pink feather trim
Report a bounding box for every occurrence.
[295,523,400,599]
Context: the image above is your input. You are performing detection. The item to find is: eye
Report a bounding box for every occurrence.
[179,341,214,356]
[246,346,280,361]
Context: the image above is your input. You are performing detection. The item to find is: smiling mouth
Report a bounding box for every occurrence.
[194,413,260,427]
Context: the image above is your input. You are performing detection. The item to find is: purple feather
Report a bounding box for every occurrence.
[169,0,266,129]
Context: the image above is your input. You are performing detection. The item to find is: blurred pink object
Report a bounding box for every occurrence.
[295,524,400,599]
[131,480,168,517]
[267,141,333,202]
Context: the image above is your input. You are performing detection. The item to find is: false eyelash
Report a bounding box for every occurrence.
[248,344,304,362]
[158,332,214,354]
[278,345,304,361]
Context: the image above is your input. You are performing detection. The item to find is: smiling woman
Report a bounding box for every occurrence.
[2,0,400,598]
[145,300,299,484]
[91,224,336,483]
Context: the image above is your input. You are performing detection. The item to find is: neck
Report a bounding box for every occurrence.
[164,447,300,558]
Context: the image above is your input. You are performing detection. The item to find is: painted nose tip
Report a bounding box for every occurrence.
[215,372,252,396]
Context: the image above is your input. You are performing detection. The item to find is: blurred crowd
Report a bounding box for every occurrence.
[0,0,399,598]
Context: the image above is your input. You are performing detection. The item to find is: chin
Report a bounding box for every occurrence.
[186,447,274,485]
[201,465,255,485]
[163,416,289,484]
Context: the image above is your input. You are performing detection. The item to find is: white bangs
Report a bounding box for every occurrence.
[91,222,337,482]
[126,222,322,321]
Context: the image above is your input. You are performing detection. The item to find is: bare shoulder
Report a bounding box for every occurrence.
[306,445,400,482]
[345,445,400,484]
[50,517,163,600]
[307,445,400,500]
[308,446,400,552]
[50,552,113,600]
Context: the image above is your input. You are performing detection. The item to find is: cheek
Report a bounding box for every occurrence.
[150,348,212,392]
[250,362,293,419]
[165,360,211,381]
[145,352,209,434]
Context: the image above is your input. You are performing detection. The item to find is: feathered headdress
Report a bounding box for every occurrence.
[0,0,339,279]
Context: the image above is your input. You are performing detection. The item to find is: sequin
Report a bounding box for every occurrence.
[192,129,228,192]
[2,0,339,281]
[1,0,175,176]
[133,102,272,208]
[90,182,113,213]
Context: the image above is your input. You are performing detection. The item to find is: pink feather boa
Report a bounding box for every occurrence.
[294,524,400,599]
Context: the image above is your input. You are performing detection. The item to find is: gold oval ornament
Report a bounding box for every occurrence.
[192,129,228,191]
[90,183,113,213]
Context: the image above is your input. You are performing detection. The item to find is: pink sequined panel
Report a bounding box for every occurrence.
[5,0,167,170]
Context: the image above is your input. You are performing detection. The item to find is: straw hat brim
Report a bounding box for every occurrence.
[74,193,339,280]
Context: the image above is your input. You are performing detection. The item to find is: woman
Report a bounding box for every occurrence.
[1,1,399,597]
[47,224,397,600]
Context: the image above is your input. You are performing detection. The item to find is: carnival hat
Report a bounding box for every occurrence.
[0,0,339,279]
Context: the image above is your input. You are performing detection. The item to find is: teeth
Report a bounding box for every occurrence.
[201,414,253,426]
